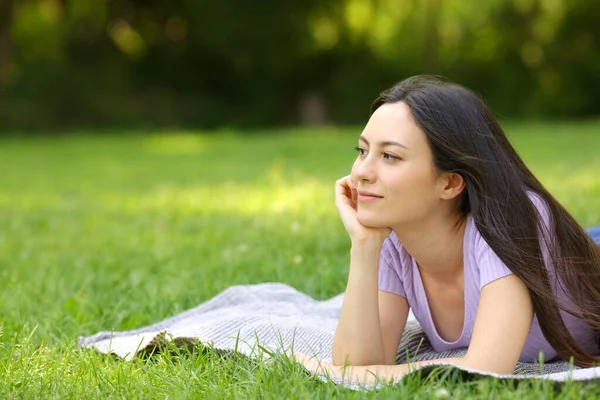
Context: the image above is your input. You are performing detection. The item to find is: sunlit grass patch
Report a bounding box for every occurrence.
[0,122,599,398]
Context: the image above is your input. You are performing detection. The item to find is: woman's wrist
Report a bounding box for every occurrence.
[350,237,385,252]
[349,241,384,269]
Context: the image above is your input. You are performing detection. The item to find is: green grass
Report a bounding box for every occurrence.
[1,121,600,398]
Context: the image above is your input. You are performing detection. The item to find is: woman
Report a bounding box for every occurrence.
[294,75,600,384]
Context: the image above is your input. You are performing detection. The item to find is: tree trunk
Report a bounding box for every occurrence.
[0,0,14,85]
[421,0,440,73]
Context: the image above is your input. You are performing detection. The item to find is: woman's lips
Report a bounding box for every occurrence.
[357,190,383,203]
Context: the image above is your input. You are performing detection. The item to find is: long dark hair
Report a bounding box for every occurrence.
[372,75,600,367]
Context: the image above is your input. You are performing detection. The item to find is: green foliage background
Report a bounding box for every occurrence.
[1,0,599,130]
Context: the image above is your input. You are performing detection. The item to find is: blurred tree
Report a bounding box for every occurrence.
[0,0,14,86]
[0,0,599,131]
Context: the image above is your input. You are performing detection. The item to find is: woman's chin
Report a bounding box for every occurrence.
[356,211,386,229]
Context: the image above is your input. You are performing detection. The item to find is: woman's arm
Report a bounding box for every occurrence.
[332,243,409,366]
[302,274,533,383]
[458,273,533,373]
[331,175,403,366]
[379,290,409,365]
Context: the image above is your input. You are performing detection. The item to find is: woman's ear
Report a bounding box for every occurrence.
[439,172,466,200]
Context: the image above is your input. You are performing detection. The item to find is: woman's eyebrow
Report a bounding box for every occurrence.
[359,135,408,150]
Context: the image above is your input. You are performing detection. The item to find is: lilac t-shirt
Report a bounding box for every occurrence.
[378,194,598,363]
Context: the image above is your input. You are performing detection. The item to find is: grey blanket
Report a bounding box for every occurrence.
[78,283,600,389]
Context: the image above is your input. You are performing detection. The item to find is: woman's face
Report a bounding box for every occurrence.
[350,102,446,229]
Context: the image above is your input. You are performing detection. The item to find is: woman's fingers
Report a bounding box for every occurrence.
[336,176,357,210]
[335,177,350,202]
[334,175,391,244]
[346,176,358,206]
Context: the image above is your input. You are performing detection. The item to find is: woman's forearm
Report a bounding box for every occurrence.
[295,353,467,385]
[332,242,386,366]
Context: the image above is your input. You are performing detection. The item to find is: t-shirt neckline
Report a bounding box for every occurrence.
[411,215,474,346]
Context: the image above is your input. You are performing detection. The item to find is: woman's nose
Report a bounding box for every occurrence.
[352,156,377,183]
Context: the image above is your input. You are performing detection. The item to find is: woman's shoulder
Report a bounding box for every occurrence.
[463,214,490,264]
[381,231,403,257]
[466,190,550,251]
[526,190,552,227]
[380,231,411,268]
[464,214,515,287]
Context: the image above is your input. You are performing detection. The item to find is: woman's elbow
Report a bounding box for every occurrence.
[460,356,517,376]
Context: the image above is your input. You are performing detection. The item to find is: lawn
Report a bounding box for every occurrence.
[1,121,600,398]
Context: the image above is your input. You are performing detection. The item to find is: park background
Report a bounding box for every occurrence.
[1,0,600,131]
[1,0,600,398]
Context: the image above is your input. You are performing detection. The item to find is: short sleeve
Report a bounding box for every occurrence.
[378,238,407,298]
[474,192,551,290]
[475,232,514,289]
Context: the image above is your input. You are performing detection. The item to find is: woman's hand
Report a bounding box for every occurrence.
[293,353,373,383]
[293,353,343,377]
[335,176,391,245]
[292,353,403,385]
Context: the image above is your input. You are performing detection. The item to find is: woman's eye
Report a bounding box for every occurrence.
[382,152,400,161]
[354,146,367,156]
